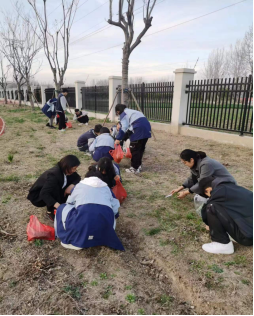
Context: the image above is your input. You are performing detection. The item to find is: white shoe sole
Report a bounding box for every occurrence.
[61,242,82,250]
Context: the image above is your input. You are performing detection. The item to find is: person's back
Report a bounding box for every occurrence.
[77,124,102,152]
[55,172,124,250]
[208,181,253,238]
[89,127,114,161]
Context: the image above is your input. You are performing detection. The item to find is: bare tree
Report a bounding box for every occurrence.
[242,25,253,76]
[203,48,227,79]
[27,0,79,96]
[227,40,247,78]
[108,0,157,104]
[0,56,9,104]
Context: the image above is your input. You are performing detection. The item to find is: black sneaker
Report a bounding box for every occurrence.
[46,212,55,222]
[46,123,50,127]
[49,126,56,129]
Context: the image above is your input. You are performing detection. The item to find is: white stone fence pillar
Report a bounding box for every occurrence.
[171,68,196,134]
[75,81,85,110]
[108,76,122,122]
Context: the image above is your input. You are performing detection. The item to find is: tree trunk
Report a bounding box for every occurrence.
[55,82,61,98]
[17,82,21,106]
[122,51,130,105]
[4,90,7,104]
[26,76,34,109]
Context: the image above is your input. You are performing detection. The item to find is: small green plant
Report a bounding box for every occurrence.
[224,261,236,267]
[100,273,108,280]
[9,281,18,288]
[110,274,116,279]
[205,271,213,279]
[234,271,240,275]
[82,281,88,288]
[234,255,247,265]
[159,239,169,246]
[63,285,81,299]
[91,280,98,286]
[145,227,161,236]
[137,309,145,315]
[209,264,223,274]
[159,294,174,306]
[126,294,136,303]
[8,154,14,163]
[2,195,12,204]
[125,285,132,290]
[186,212,195,220]
[102,285,113,299]
[79,274,84,279]
[16,132,21,136]
[241,279,250,285]
[34,239,44,247]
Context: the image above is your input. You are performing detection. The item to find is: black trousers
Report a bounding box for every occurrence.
[206,205,253,246]
[78,115,89,124]
[130,138,148,169]
[78,144,89,152]
[58,112,66,130]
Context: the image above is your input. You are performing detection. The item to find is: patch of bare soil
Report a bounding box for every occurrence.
[0,105,253,315]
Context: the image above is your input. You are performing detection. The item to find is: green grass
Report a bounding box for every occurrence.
[1,195,12,204]
[100,273,108,280]
[63,285,81,299]
[144,227,161,236]
[159,239,170,246]
[0,175,21,182]
[34,240,44,247]
[90,280,98,286]
[241,279,250,285]
[7,154,14,163]
[186,212,196,220]
[102,285,113,299]
[137,309,145,315]
[78,274,84,279]
[209,264,223,274]
[9,281,18,288]
[125,285,132,290]
[159,294,174,306]
[126,294,136,303]
[234,255,247,265]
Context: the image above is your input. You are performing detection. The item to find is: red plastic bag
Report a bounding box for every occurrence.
[112,179,127,204]
[66,122,72,128]
[109,144,124,164]
[26,215,55,241]
[125,147,132,159]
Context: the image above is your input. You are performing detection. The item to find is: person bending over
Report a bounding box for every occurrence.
[77,124,102,152]
[55,88,68,132]
[170,149,236,200]
[115,104,151,174]
[74,109,89,125]
[55,168,124,251]
[89,127,114,162]
[27,155,81,221]
[199,176,253,254]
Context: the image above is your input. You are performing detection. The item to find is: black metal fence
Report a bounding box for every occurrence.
[81,85,109,113]
[184,75,253,135]
[65,87,76,108]
[128,82,174,122]
[45,88,55,102]
[34,88,42,103]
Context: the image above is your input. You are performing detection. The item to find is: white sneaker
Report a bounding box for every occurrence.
[84,152,91,156]
[125,167,140,174]
[61,242,82,250]
[138,165,142,172]
[59,129,66,132]
[202,241,234,254]
[78,123,83,126]
[85,123,88,126]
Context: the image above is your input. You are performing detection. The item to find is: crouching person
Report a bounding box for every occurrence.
[74,109,89,125]
[77,124,102,152]
[89,127,115,162]
[54,168,124,251]
[200,177,253,255]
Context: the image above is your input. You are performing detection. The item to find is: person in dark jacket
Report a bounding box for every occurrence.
[77,124,102,152]
[27,155,81,221]
[74,109,89,125]
[199,176,253,254]
[55,88,68,131]
[89,127,115,162]
[115,104,151,174]
[170,149,236,199]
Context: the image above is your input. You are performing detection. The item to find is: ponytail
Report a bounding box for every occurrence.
[180,149,207,163]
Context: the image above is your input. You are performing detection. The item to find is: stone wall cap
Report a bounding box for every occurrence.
[174,68,197,74]
[75,81,86,83]
[108,76,122,79]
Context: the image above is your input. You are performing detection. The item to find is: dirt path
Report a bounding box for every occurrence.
[0,105,253,314]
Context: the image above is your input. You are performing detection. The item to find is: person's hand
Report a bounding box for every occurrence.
[64,184,75,196]
[114,175,120,182]
[54,202,60,209]
[205,225,210,231]
[115,140,120,145]
[177,191,190,199]
[170,186,184,195]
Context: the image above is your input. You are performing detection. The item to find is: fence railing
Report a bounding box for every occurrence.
[128,82,174,122]
[81,85,109,113]
[34,88,42,103]
[184,75,253,135]
[45,88,55,102]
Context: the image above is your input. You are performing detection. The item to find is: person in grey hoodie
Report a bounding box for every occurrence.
[170,149,236,199]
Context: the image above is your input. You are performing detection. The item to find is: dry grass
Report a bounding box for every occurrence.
[0,104,253,315]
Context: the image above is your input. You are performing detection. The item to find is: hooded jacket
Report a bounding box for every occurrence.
[202,180,253,238]
[89,133,115,162]
[183,156,236,194]
[55,177,124,251]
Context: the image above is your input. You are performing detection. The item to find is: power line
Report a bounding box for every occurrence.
[68,0,247,61]
[73,0,109,24]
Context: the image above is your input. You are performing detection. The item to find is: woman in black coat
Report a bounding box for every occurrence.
[27,155,81,221]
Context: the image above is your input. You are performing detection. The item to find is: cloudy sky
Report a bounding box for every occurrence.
[0,0,253,85]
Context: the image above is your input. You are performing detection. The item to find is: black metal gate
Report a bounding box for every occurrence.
[65,87,76,108]
[45,88,55,102]
[184,75,253,135]
[33,88,42,103]
[128,82,174,122]
[81,85,109,113]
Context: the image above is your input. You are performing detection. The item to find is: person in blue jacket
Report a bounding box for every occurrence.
[41,98,57,128]
[89,127,115,162]
[115,104,151,174]
[77,124,102,152]
[54,168,124,251]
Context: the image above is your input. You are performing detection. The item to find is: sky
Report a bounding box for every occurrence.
[0,0,253,85]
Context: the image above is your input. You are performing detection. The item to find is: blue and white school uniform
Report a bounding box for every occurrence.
[89,133,115,162]
[54,177,124,251]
